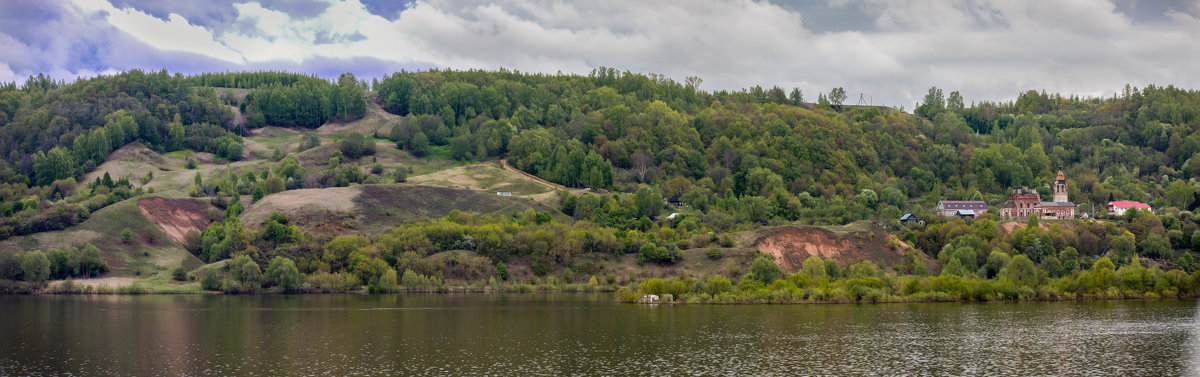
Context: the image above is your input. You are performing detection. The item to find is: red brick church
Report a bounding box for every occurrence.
[1000,170,1076,219]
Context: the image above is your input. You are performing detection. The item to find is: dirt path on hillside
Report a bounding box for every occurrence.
[499,158,566,191]
[317,100,401,136]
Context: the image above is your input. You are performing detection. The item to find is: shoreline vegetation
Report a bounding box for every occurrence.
[1,278,619,295]
[617,255,1200,304]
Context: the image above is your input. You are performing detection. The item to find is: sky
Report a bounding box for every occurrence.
[1,0,1199,107]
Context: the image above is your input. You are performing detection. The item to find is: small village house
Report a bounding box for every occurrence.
[936,201,987,218]
[1108,201,1151,216]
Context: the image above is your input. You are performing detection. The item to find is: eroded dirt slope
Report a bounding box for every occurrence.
[137,197,214,244]
[753,224,920,271]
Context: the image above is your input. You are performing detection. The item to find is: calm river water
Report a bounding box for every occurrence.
[0,294,1197,376]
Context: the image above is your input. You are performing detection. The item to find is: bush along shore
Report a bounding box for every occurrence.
[1,269,619,295]
[617,255,1200,304]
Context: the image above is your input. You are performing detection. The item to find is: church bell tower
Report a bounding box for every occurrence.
[1053,170,1068,203]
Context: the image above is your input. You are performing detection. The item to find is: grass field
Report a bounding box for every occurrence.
[407,161,551,196]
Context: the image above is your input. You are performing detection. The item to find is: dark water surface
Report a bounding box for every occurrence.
[0,294,1197,376]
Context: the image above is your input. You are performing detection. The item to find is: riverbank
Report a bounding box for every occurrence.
[618,287,1199,305]
[1,277,619,295]
[616,258,1200,305]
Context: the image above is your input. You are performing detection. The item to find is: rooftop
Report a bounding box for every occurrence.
[1109,201,1151,209]
[938,201,987,209]
[1036,202,1076,207]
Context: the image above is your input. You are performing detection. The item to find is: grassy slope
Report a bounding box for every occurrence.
[241,184,565,237]
[0,197,204,285]
[406,161,551,196]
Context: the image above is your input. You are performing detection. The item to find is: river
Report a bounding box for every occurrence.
[0,294,1197,376]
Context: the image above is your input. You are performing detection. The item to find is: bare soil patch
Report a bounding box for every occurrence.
[753,224,918,271]
[137,197,214,244]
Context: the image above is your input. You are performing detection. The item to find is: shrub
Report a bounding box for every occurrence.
[638,242,680,264]
[200,269,221,291]
[706,247,723,260]
[496,262,508,280]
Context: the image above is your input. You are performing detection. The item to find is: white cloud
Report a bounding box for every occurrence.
[68,0,244,63]
[11,0,1200,106]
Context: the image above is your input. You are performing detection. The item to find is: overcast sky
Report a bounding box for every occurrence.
[2,0,1199,107]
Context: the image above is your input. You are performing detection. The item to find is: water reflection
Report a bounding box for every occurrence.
[1189,300,1200,376]
[0,295,1196,376]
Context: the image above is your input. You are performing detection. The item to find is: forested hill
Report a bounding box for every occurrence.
[1,69,1199,221]
[0,70,366,186]
[371,69,1200,219]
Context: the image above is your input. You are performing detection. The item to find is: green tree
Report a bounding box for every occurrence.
[339,132,374,159]
[409,131,430,156]
[916,86,945,119]
[1140,233,1173,259]
[634,185,663,218]
[20,251,51,283]
[232,256,262,288]
[801,256,828,282]
[788,88,804,105]
[266,257,301,293]
[941,257,967,277]
[828,87,847,109]
[1165,180,1194,209]
[847,260,880,279]
[750,255,783,283]
[370,268,401,293]
[703,275,733,296]
[946,91,964,113]
[999,254,1039,286]
[1110,232,1137,264]
[979,250,1011,279]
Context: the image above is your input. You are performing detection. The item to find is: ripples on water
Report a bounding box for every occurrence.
[0,295,1197,376]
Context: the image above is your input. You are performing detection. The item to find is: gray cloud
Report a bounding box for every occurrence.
[1,0,1198,108]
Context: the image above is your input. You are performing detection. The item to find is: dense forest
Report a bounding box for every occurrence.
[0,70,366,239]
[2,67,1200,295]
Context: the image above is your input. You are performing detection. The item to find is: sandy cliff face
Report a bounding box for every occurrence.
[753,224,920,271]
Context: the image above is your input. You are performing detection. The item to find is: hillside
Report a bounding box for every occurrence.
[0,197,204,280]
[0,69,1198,294]
[241,184,560,236]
